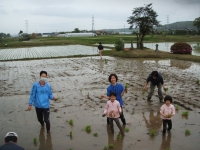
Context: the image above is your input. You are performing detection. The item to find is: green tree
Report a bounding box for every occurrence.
[19,30,23,36]
[193,17,200,34]
[127,3,160,49]
[73,28,80,33]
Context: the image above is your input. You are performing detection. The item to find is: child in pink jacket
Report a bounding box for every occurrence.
[160,95,175,134]
[102,92,124,135]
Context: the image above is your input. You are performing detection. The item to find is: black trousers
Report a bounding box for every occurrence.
[107,107,126,125]
[162,119,172,133]
[35,107,50,131]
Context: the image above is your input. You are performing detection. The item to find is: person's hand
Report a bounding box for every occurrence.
[101,95,107,99]
[143,86,147,91]
[54,97,59,101]
[102,114,106,117]
[28,105,32,111]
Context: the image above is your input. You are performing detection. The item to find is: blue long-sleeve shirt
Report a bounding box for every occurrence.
[107,83,124,106]
[29,82,54,108]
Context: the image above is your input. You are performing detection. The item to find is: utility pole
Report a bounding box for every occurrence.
[25,20,28,34]
[92,15,94,32]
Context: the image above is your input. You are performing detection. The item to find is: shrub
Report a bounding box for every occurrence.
[170,42,192,54]
[114,39,124,51]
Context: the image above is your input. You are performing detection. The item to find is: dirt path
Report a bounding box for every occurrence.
[0,56,200,150]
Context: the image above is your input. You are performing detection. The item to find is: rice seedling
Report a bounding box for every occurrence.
[69,119,73,126]
[185,129,191,135]
[166,147,171,150]
[124,83,129,93]
[103,146,108,150]
[33,137,37,145]
[182,111,189,117]
[125,128,129,132]
[70,131,72,136]
[175,105,179,110]
[85,125,91,133]
[196,79,199,84]
[149,130,155,136]
[142,90,147,95]
[93,133,98,137]
[164,87,169,92]
[105,59,108,64]
[118,134,122,139]
[108,144,114,149]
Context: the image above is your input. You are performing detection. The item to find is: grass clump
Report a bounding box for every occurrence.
[69,119,73,126]
[175,105,179,110]
[182,111,189,117]
[85,125,91,133]
[185,129,191,135]
[117,134,122,139]
[93,133,98,137]
[149,130,155,136]
[125,128,130,132]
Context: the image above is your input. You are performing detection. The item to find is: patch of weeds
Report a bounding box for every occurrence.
[166,147,171,150]
[85,125,91,133]
[185,129,191,135]
[103,146,108,150]
[182,111,189,117]
[149,130,155,136]
[93,132,98,137]
[175,105,179,110]
[69,119,73,126]
[125,128,129,132]
[108,144,114,149]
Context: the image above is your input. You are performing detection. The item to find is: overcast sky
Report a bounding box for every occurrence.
[0,0,200,35]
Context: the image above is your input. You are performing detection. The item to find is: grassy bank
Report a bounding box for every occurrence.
[1,35,200,49]
[103,49,200,63]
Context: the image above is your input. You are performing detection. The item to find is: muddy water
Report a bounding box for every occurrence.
[0,57,200,150]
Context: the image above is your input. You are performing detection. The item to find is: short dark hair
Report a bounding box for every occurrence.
[110,92,116,97]
[164,95,172,103]
[108,74,118,82]
[5,136,17,143]
[152,71,158,77]
[40,71,47,77]
[99,42,102,44]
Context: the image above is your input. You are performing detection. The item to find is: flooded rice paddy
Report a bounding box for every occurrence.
[0,56,200,150]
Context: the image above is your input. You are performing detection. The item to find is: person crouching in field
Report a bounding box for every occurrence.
[102,92,124,136]
[160,95,175,135]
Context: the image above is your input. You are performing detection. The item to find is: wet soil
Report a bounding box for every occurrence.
[0,56,200,150]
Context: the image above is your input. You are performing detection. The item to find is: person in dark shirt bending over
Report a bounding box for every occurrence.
[143,71,166,102]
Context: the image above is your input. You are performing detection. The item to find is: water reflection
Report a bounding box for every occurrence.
[107,126,124,150]
[142,111,162,137]
[160,132,171,150]
[39,127,53,150]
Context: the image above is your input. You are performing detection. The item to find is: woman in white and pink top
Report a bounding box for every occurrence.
[160,95,175,134]
[102,92,124,135]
